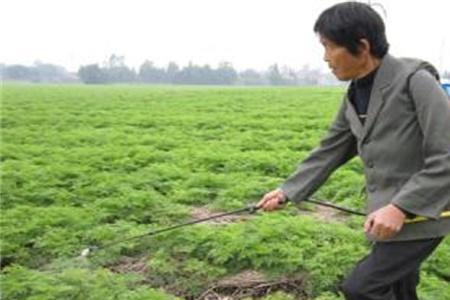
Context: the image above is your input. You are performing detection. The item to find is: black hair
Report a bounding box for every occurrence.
[314,1,389,58]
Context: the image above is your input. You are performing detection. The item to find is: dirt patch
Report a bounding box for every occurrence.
[110,260,308,300]
[195,270,308,300]
[191,207,255,225]
[108,255,149,275]
[298,204,349,223]
[191,203,348,226]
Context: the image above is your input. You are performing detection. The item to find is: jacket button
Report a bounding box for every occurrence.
[368,185,377,192]
[367,161,374,168]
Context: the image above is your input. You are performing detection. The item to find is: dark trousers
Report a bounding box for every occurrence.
[340,237,443,300]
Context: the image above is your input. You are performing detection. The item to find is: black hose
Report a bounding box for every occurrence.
[81,205,259,256]
[305,197,366,216]
[81,198,365,257]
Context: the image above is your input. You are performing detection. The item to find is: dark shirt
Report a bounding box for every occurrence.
[348,67,379,124]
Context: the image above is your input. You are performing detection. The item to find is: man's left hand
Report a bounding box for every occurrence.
[364,204,406,240]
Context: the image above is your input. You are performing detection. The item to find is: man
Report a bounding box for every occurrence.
[257,2,450,300]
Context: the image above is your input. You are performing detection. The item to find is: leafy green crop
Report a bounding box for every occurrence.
[1,265,180,300]
[1,84,448,299]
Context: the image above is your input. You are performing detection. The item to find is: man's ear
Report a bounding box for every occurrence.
[359,38,371,55]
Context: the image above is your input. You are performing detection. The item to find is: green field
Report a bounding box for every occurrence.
[1,84,449,299]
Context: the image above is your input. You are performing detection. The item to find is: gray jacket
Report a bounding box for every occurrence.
[281,54,450,241]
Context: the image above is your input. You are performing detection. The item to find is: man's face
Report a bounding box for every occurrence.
[320,36,367,81]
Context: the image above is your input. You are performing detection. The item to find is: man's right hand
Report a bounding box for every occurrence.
[257,189,288,211]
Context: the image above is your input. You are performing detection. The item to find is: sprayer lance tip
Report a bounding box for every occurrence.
[80,248,91,257]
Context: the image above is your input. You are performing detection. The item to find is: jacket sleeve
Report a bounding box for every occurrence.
[280,98,358,203]
[391,70,450,219]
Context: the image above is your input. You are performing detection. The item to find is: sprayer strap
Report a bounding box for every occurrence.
[405,211,450,224]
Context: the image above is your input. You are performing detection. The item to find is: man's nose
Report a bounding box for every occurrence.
[323,52,329,63]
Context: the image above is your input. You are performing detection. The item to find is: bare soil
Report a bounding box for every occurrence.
[195,270,308,300]
[109,258,308,300]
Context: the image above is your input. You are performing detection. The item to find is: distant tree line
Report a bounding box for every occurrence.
[77,54,341,86]
[1,55,340,86]
[0,62,77,83]
[2,55,450,86]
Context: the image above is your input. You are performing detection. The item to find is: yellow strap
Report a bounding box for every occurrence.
[405,211,450,224]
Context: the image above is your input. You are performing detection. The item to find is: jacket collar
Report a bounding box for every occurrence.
[345,54,395,142]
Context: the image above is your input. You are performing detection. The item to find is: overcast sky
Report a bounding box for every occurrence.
[2,0,449,73]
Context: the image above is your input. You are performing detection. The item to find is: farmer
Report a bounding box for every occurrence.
[257,2,450,300]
